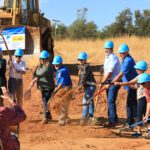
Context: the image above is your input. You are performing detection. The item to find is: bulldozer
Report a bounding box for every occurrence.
[0,0,54,58]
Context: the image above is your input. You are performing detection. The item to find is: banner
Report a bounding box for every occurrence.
[0,26,25,51]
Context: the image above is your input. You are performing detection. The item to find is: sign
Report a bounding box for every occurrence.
[0,26,25,51]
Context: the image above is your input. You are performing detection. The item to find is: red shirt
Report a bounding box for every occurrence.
[144,88,150,103]
[0,104,26,150]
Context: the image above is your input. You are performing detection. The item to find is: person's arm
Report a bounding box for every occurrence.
[15,61,26,74]
[114,77,137,86]
[143,102,150,123]
[30,77,38,89]
[0,87,27,126]
[112,72,124,82]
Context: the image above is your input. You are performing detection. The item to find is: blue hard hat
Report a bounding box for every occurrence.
[137,73,150,84]
[52,56,63,65]
[78,52,88,60]
[40,50,50,59]
[0,47,2,52]
[104,41,114,49]
[14,48,24,56]
[118,44,129,53]
[134,60,148,71]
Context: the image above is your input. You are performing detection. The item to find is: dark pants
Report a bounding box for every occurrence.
[41,90,54,119]
[8,78,23,107]
[106,84,120,123]
[126,89,137,126]
[137,97,147,126]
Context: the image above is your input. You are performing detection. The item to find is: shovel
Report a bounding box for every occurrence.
[78,88,106,106]
[117,118,150,135]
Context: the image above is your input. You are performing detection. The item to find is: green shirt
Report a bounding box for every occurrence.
[35,65,55,91]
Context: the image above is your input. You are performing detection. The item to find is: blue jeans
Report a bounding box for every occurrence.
[82,86,96,118]
[41,90,54,119]
[106,85,120,123]
[126,89,137,126]
[137,97,147,126]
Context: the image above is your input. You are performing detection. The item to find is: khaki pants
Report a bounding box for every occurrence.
[57,86,72,125]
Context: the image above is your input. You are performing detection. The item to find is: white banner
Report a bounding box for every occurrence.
[0,26,25,51]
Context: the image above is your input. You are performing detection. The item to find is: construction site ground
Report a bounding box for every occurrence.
[16,66,150,150]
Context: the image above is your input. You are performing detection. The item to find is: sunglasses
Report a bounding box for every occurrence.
[141,83,146,85]
[15,56,22,58]
[78,59,84,61]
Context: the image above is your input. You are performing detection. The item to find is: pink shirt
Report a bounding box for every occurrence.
[144,88,150,103]
[0,104,26,150]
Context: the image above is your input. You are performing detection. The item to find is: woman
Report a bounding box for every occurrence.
[77,52,96,125]
[29,50,55,124]
[0,47,7,106]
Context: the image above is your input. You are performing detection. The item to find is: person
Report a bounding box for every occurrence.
[100,41,121,127]
[8,48,26,107]
[0,47,7,106]
[137,73,150,139]
[115,60,148,137]
[77,52,96,125]
[29,50,55,124]
[111,44,138,127]
[0,87,26,150]
[52,55,72,126]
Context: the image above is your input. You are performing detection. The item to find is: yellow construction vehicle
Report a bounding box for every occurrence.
[0,0,54,57]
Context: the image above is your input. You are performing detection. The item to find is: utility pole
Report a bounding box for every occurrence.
[52,19,60,39]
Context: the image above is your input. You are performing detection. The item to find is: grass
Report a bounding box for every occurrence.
[54,36,150,65]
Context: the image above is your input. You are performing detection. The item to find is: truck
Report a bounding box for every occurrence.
[0,0,54,58]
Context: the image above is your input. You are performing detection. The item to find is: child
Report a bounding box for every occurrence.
[8,48,26,107]
[30,50,55,124]
[0,47,7,106]
[115,60,148,137]
[137,73,150,139]
[52,55,72,126]
[77,52,96,125]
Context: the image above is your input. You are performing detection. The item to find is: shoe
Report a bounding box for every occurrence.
[122,123,133,132]
[145,129,150,139]
[80,118,87,126]
[58,122,66,126]
[41,118,48,124]
[103,122,117,127]
[131,132,142,137]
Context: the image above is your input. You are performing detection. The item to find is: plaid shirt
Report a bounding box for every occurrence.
[0,104,26,150]
[78,64,96,87]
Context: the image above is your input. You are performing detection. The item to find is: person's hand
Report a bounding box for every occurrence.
[143,116,148,123]
[105,84,111,90]
[78,86,84,93]
[0,87,14,104]
[114,82,121,86]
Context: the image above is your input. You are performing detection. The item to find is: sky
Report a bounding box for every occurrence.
[0,0,150,30]
[39,0,150,30]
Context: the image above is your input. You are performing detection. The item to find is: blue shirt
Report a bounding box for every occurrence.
[121,55,138,90]
[56,65,72,88]
[104,53,121,80]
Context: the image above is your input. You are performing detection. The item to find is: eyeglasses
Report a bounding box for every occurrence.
[15,56,22,58]
[78,59,84,61]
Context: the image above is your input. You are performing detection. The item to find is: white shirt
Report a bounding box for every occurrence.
[104,53,121,80]
[9,60,26,79]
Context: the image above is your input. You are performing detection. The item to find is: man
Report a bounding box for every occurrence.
[0,47,7,106]
[100,41,121,127]
[0,87,26,150]
[8,48,26,107]
[52,55,72,126]
[112,44,138,126]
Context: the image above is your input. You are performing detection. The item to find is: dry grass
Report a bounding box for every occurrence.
[54,36,150,65]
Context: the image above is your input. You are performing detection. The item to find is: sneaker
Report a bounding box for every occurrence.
[145,129,150,139]
[103,122,117,128]
[80,118,87,126]
[41,118,48,124]
[131,132,142,137]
